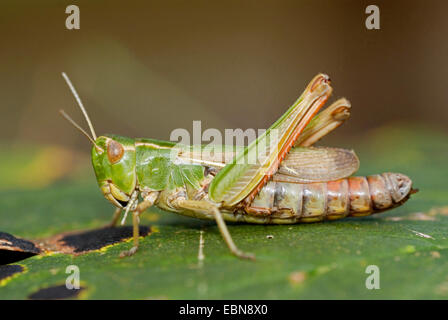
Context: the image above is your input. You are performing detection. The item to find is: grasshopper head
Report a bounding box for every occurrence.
[91,134,137,208]
[59,72,138,209]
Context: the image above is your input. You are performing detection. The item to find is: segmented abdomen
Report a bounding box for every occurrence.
[245,173,413,222]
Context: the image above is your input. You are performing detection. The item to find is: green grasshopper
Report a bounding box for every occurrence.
[60,73,415,259]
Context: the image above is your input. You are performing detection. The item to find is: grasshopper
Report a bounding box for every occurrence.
[60,73,416,260]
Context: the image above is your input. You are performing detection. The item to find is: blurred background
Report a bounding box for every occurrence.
[0,0,447,189]
[2,1,448,300]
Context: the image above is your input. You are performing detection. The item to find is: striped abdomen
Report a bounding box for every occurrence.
[245,173,414,222]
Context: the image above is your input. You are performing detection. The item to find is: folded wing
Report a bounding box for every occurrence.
[274,147,359,183]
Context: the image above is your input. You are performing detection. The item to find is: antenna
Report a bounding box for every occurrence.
[61,72,97,140]
[59,110,103,152]
[60,72,103,152]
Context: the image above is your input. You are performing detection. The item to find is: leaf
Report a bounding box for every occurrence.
[1,124,448,299]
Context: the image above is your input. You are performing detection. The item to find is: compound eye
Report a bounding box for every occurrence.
[107,140,124,164]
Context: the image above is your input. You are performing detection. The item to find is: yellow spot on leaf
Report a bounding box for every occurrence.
[49,268,59,275]
[401,245,416,254]
[288,271,307,286]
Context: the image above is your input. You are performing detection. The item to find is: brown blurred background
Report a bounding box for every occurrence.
[0,0,447,151]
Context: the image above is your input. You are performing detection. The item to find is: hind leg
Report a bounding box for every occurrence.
[170,197,255,260]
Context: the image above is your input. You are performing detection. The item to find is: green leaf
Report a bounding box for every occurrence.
[1,124,448,299]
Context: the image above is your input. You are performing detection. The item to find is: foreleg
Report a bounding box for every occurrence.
[119,192,159,258]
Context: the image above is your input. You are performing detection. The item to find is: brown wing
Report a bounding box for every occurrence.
[273,146,359,183]
[178,145,359,183]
